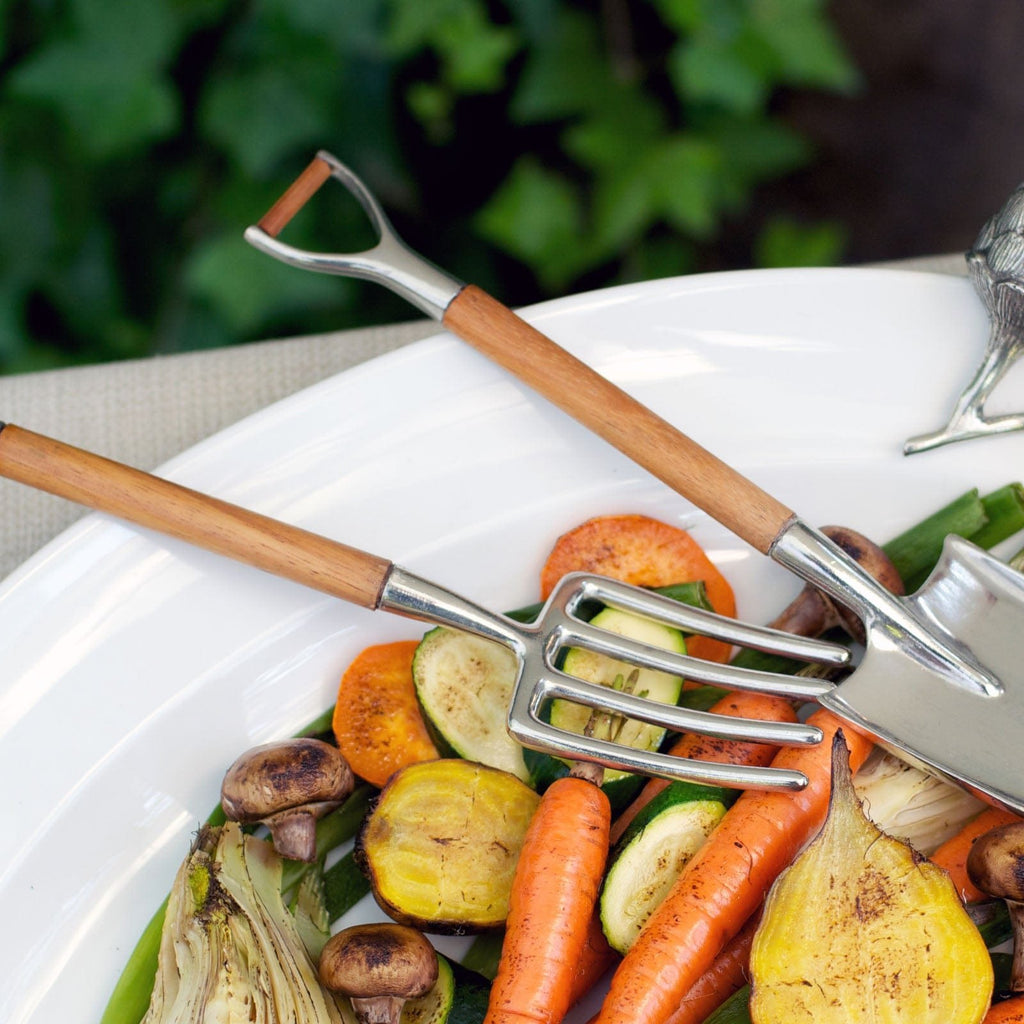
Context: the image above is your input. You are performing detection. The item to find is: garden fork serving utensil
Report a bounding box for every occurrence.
[244,151,1024,814]
[0,421,845,792]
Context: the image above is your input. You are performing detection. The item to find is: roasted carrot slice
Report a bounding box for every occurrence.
[539,515,736,662]
[332,641,439,787]
[985,996,1024,1023]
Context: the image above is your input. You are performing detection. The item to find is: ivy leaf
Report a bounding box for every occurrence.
[199,68,331,177]
[709,116,812,210]
[562,87,667,174]
[387,0,520,93]
[647,135,724,238]
[510,7,613,122]
[754,216,846,268]
[591,162,660,259]
[475,158,585,290]
[434,7,520,92]
[186,235,345,334]
[7,0,182,158]
[751,0,860,91]
[669,35,769,114]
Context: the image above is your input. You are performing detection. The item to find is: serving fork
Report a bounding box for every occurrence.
[0,420,845,793]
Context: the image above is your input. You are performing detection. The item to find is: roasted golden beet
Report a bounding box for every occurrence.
[356,758,540,933]
[749,733,993,1023]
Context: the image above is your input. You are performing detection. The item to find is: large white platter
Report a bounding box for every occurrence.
[2,267,1021,1022]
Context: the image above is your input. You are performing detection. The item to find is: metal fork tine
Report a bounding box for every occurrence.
[513,716,810,791]
[533,672,823,746]
[557,573,850,666]
[554,621,838,701]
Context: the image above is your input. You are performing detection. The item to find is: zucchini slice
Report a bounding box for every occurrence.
[402,954,455,1024]
[552,607,686,801]
[356,759,539,933]
[600,781,731,953]
[412,627,528,781]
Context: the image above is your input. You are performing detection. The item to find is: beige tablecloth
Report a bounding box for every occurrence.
[0,255,969,582]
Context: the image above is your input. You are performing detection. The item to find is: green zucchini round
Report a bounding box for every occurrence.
[600,780,731,953]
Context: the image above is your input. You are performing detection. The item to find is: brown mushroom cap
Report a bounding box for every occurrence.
[220,738,354,861]
[319,922,438,1000]
[966,821,1024,903]
[221,737,353,820]
[772,526,904,645]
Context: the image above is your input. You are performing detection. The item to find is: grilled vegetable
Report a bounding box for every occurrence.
[357,759,540,933]
[600,781,731,954]
[853,746,986,855]
[141,822,343,1023]
[967,820,1024,993]
[749,732,993,1023]
[412,628,528,781]
[553,607,686,798]
[318,923,440,1024]
[221,737,355,862]
[333,641,440,787]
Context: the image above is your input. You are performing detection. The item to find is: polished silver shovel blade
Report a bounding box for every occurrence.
[818,535,1024,809]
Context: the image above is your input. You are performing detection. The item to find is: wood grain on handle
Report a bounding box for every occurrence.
[443,285,795,555]
[0,424,393,608]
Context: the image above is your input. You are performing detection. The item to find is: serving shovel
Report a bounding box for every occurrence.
[242,151,1024,814]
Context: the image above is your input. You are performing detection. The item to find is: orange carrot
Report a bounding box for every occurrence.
[610,691,798,844]
[663,911,759,1024]
[570,909,620,1006]
[593,710,874,1024]
[539,514,737,662]
[331,641,439,787]
[985,996,1024,1023]
[484,773,611,1024]
[931,806,1024,903]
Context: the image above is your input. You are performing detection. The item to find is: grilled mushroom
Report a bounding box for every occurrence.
[772,525,904,644]
[319,922,438,1024]
[967,819,1024,992]
[221,737,354,862]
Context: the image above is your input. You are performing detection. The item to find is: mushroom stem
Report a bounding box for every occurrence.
[349,995,406,1024]
[1008,903,1024,993]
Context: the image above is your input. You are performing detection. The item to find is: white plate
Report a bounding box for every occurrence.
[2,267,1021,1023]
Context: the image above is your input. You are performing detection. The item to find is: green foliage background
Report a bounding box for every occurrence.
[0,0,858,374]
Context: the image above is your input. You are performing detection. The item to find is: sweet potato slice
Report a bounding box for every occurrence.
[332,641,439,788]
[540,514,736,662]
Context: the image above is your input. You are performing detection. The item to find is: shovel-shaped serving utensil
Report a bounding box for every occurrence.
[244,151,1024,814]
[0,422,844,792]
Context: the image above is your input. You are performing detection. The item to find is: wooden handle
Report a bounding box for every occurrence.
[0,424,393,608]
[443,286,794,554]
[257,156,332,237]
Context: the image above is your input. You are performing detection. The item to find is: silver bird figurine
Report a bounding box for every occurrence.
[905,184,1024,454]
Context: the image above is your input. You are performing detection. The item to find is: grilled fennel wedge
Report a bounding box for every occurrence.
[142,821,344,1023]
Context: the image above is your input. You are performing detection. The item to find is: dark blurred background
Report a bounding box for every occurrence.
[1,0,1022,374]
